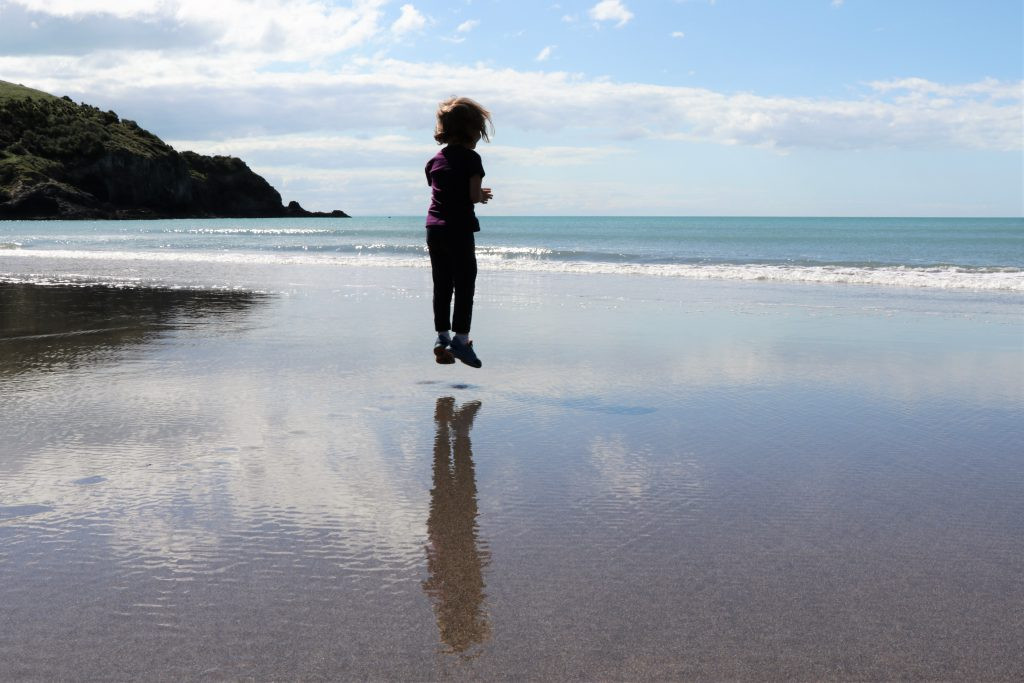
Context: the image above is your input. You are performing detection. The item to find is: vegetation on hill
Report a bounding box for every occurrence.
[0,81,347,219]
[0,80,61,103]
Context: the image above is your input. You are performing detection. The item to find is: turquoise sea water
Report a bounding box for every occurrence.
[1,216,1022,291]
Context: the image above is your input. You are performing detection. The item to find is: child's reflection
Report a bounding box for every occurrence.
[422,397,491,653]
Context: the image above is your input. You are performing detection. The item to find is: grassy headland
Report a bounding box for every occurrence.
[0,81,346,219]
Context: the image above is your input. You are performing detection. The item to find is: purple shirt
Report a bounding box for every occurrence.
[425,145,485,232]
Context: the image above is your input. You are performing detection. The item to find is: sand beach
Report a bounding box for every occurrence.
[1,255,1022,679]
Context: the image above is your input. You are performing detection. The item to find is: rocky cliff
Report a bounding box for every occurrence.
[0,81,347,220]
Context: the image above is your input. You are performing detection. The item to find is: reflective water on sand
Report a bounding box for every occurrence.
[1,271,1022,679]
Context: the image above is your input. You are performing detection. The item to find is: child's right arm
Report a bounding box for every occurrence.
[469,175,493,204]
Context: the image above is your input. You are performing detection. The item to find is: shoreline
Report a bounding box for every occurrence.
[3,248,1022,293]
[2,262,1022,679]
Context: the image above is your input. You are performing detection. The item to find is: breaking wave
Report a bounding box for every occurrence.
[3,247,1021,291]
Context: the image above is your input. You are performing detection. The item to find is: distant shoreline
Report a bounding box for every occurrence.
[2,206,351,221]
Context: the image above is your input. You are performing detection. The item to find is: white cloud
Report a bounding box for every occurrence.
[456,19,478,33]
[832,0,844,6]
[4,0,389,61]
[8,0,164,17]
[868,76,1020,100]
[390,3,426,36]
[536,45,555,61]
[168,133,425,157]
[162,132,628,214]
[168,133,623,170]
[4,48,1018,154]
[671,31,685,39]
[589,0,633,27]
[489,144,625,166]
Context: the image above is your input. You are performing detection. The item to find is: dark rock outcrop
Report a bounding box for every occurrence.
[0,81,349,220]
[285,200,349,218]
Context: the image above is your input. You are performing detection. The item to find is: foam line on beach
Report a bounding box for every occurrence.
[170,228,339,235]
[3,248,1023,291]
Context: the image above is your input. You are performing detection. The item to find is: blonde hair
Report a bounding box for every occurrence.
[434,96,493,146]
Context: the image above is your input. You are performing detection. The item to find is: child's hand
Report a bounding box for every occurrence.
[480,187,493,204]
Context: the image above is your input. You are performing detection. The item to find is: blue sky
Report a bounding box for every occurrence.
[0,0,1021,215]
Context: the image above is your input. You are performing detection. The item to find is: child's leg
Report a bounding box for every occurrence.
[426,230,455,333]
[450,232,477,335]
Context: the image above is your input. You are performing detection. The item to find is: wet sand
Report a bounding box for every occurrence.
[1,265,1023,680]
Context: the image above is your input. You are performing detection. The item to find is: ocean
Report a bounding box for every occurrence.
[2,216,1022,292]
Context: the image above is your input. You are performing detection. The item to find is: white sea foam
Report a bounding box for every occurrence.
[501,260,1024,292]
[172,228,337,235]
[0,242,22,249]
[3,248,1022,291]
[478,246,554,257]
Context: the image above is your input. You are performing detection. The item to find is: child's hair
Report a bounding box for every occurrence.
[434,96,493,146]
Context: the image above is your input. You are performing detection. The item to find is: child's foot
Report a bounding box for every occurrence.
[434,335,455,364]
[449,336,482,368]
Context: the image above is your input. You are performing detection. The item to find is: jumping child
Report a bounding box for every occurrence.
[425,96,493,368]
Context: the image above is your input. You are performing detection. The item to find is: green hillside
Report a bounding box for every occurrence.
[0,80,61,102]
[0,81,346,219]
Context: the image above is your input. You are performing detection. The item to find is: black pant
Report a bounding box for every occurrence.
[427,229,477,334]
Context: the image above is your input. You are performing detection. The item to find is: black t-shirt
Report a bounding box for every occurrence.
[425,145,485,232]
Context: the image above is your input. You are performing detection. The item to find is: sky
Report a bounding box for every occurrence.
[0,0,1021,216]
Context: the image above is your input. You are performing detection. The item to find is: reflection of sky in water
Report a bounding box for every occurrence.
[1,273,1022,679]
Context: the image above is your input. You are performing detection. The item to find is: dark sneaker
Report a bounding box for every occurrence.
[434,336,455,364]
[449,337,482,368]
